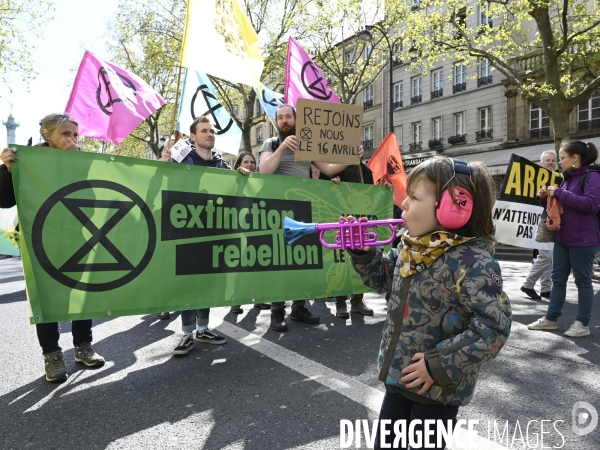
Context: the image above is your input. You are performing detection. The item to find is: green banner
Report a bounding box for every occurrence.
[11,146,392,324]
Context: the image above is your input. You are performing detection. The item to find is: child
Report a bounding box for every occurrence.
[346,156,512,449]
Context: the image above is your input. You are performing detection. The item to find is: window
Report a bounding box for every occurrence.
[410,122,422,151]
[363,125,374,149]
[432,117,442,140]
[256,126,263,145]
[477,107,493,140]
[411,77,422,104]
[478,58,493,86]
[364,84,374,109]
[364,45,373,59]
[480,2,493,27]
[392,43,402,66]
[454,112,464,135]
[578,91,600,132]
[345,51,356,74]
[394,125,403,146]
[255,99,262,115]
[411,0,421,10]
[530,100,550,139]
[432,69,443,98]
[394,83,403,108]
[269,122,276,137]
[453,64,467,93]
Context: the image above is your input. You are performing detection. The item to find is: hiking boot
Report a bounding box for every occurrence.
[255,303,271,310]
[527,317,558,331]
[350,300,374,316]
[74,342,105,367]
[540,291,551,299]
[44,351,68,383]
[230,305,243,314]
[290,306,320,324]
[158,311,171,320]
[173,334,194,355]
[270,311,288,331]
[196,329,227,345]
[520,286,541,300]
[336,302,350,318]
[564,320,590,338]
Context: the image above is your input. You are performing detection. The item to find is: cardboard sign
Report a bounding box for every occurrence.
[294,98,363,165]
[170,138,193,163]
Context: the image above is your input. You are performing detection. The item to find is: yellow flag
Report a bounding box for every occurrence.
[181,0,263,87]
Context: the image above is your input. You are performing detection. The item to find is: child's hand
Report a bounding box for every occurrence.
[400,353,434,395]
[339,215,370,251]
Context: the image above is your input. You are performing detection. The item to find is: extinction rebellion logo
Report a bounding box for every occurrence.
[32,180,156,292]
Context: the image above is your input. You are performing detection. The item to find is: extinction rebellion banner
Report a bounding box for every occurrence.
[11,145,392,324]
[493,154,563,249]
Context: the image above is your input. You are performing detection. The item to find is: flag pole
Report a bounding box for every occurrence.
[168,64,184,143]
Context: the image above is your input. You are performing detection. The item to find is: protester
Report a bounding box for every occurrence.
[528,141,600,338]
[520,150,558,300]
[328,163,376,318]
[346,156,512,449]
[0,113,105,382]
[259,104,354,332]
[230,152,270,314]
[160,116,230,354]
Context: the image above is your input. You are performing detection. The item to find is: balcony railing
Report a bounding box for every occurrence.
[411,95,422,105]
[475,129,493,141]
[392,58,403,67]
[256,137,263,145]
[431,89,443,99]
[409,142,422,151]
[453,82,466,93]
[393,100,403,109]
[577,119,600,133]
[428,138,443,149]
[477,75,493,87]
[448,134,466,145]
[529,128,550,139]
[363,99,374,110]
[362,139,374,150]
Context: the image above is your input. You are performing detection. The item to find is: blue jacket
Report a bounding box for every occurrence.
[552,166,600,247]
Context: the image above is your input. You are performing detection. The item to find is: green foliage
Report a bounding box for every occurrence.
[394,0,600,144]
[0,0,55,89]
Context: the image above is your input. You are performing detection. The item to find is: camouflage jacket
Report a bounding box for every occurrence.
[349,237,512,406]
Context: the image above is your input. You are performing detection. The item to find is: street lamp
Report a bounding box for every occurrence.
[358,25,395,134]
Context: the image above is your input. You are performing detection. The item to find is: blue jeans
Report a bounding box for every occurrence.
[36,320,93,355]
[546,244,598,326]
[374,391,459,449]
[180,308,210,332]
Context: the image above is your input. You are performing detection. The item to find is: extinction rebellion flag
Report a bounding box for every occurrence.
[493,154,563,249]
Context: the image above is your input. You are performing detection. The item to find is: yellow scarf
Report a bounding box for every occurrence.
[399,231,474,278]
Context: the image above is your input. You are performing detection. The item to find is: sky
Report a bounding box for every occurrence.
[0,0,120,148]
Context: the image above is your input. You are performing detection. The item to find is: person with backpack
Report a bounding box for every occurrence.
[528,140,600,338]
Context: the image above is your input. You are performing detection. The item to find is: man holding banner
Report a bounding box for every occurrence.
[259,104,353,332]
[521,150,558,300]
[160,116,230,354]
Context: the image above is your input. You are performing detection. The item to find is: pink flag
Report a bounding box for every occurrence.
[65,51,166,144]
[284,37,340,107]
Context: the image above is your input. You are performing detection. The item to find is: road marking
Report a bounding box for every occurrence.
[0,280,25,296]
[212,318,505,450]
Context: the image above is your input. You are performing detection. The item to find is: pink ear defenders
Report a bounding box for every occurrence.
[435,158,474,229]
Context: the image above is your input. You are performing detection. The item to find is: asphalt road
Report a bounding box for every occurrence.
[1,256,599,450]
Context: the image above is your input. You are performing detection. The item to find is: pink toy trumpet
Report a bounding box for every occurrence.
[283,216,405,250]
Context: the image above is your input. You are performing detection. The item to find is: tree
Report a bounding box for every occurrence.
[397,0,600,151]
[0,0,54,89]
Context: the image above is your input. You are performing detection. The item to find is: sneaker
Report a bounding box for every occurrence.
[196,329,227,345]
[270,311,288,331]
[350,300,374,316]
[158,311,171,320]
[44,351,68,383]
[255,303,271,310]
[527,317,558,330]
[173,334,194,355]
[290,306,320,324]
[230,305,243,314]
[520,286,541,300]
[74,342,105,367]
[564,320,590,337]
[336,302,350,318]
[540,291,551,299]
